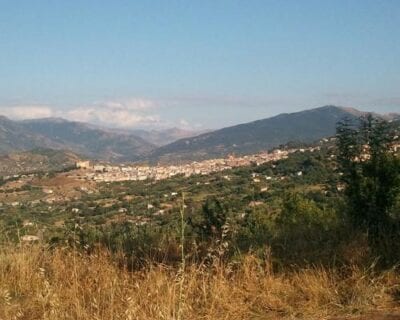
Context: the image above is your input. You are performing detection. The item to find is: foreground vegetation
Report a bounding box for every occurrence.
[1,245,400,320]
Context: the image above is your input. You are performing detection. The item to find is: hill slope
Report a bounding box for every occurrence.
[0,148,80,176]
[0,116,61,153]
[20,118,155,162]
[0,117,154,162]
[147,106,367,163]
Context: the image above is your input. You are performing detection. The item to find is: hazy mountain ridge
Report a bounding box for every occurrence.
[0,117,155,162]
[0,116,63,153]
[0,116,209,162]
[129,127,210,146]
[20,118,156,162]
[147,105,397,163]
[0,106,397,163]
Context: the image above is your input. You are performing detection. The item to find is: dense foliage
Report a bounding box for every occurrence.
[336,115,400,264]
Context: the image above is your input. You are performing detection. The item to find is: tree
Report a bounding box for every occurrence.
[189,197,227,239]
[201,197,227,237]
[336,115,400,262]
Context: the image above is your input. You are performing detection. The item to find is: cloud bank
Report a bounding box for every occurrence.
[65,99,162,128]
[0,105,54,120]
[0,99,168,129]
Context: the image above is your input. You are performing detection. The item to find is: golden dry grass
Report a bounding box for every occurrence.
[0,245,399,320]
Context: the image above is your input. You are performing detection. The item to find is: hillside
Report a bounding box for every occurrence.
[0,148,80,176]
[1,132,400,318]
[0,116,61,153]
[147,106,379,163]
[22,118,156,161]
[0,117,155,162]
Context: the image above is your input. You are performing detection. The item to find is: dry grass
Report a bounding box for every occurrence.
[0,245,399,320]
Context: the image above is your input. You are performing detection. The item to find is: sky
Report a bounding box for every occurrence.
[0,0,399,130]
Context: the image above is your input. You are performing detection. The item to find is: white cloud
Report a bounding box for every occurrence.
[0,97,199,129]
[0,98,161,128]
[0,105,54,119]
[64,98,162,128]
[94,98,156,111]
[178,119,190,128]
[66,107,161,128]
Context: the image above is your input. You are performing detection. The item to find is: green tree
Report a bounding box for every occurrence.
[202,197,227,237]
[336,115,400,263]
[271,192,340,265]
[190,197,227,239]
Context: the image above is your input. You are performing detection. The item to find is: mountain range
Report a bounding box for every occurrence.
[21,118,155,162]
[147,105,399,163]
[0,106,397,163]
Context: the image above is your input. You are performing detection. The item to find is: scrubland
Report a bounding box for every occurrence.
[0,245,399,320]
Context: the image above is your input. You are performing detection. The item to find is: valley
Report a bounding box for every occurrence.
[2,3,399,318]
[0,109,399,319]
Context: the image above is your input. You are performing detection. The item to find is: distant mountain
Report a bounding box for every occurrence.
[0,148,80,176]
[147,106,386,163]
[129,127,210,146]
[0,117,155,162]
[1,106,397,164]
[0,116,60,153]
[20,118,155,162]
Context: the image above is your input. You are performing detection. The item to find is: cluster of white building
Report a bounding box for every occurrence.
[75,147,321,183]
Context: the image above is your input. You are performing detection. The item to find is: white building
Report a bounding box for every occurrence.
[76,161,91,169]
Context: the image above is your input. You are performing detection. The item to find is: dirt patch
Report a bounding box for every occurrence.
[33,174,83,188]
[0,190,44,203]
[32,173,96,200]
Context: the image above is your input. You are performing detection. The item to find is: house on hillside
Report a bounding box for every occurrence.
[76,161,91,169]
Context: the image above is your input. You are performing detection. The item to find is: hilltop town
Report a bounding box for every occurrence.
[73,146,322,183]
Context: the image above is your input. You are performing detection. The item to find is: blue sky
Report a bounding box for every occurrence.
[0,0,399,129]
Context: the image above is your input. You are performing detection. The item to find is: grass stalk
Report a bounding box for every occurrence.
[177,192,186,320]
